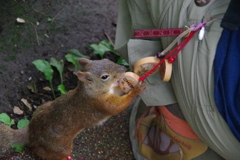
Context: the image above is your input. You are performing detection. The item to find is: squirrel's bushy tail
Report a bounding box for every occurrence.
[0,123,29,157]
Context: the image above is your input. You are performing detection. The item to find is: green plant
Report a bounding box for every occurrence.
[32,59,56,99]
[47,17,52,22]
[88,40,115,58]
[0,113,30,152]
[88,40,129,66]
[32,40,128,99]
[11,117,30,152]
[50,58,67,94]
[17,116,30,129]
[65,49,90,71]
[11,143,25,152]
[0,113,14,126]
[116,57,129,66]
[33,58,68,97]
[66,41,129,69]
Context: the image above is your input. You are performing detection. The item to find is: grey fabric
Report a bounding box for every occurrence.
[115,0,240,159]
[129,97,144,160]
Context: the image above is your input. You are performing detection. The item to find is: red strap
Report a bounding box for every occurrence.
[138,31,196,81]
[134,28,183,38]
[135,22,207,81]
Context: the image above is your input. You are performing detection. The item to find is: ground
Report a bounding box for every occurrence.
[0,0,135,159]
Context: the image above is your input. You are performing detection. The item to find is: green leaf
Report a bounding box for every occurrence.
[117,57,129,66]
[50,58,64,84]
[57,84,67,94]
[0,113,13,126]
[50,58,64,76]
[88,40,120,58]
[11,119,15,125]
[65,54,79,70]
[88,42,108,58]
[68,49,89,59]
[47,17,52,22]
[11,143,25,152]
[17,118,30,129]
[65,49,89,70]
[99,40,114,50]
[32,59,53,81]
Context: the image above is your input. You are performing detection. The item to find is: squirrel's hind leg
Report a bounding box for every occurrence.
[31,145,72,160]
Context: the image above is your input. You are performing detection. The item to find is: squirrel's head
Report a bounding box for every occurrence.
[75,58,126,94]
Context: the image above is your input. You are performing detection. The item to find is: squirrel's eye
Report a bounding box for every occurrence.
[101,74,110,80]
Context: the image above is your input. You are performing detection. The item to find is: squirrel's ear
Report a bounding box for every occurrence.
[78,58,90,66]
[75,71,92,82]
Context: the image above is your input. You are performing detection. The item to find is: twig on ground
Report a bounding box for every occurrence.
[33,8,47,16]
[104,32,114,46]
[52,9,65,22]
[31,23,40,46]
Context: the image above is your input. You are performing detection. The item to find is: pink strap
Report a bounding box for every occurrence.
[134,28,183,38]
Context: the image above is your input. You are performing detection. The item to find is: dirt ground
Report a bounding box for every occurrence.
[0,0,135,159]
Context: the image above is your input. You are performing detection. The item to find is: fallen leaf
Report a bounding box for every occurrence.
[21,98,32,111]
[27,80,38,93]
[13,106,24,115]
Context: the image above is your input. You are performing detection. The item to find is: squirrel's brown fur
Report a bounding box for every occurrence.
[0,58,145,160]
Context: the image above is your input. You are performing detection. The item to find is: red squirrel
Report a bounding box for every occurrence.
[0,58,145,160]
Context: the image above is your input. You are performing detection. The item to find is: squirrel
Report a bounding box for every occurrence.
[0,58,145,160]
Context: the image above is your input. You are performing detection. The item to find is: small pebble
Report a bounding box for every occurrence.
[16,18,25,23]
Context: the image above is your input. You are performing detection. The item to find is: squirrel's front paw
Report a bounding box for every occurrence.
[132,81,146,94]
